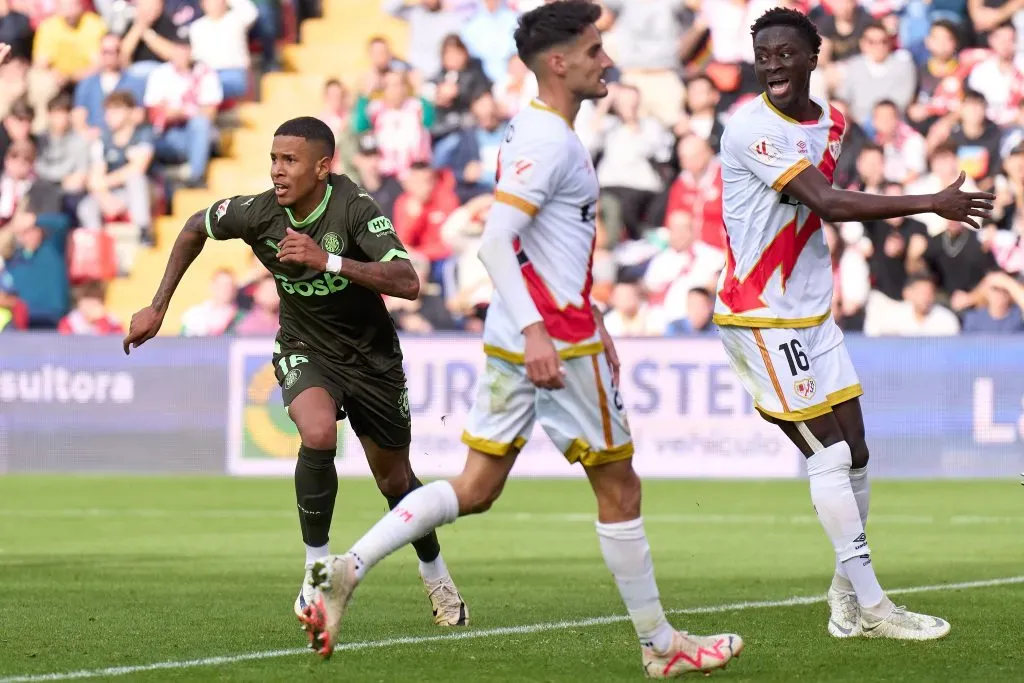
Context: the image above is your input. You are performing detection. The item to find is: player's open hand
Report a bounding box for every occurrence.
[523,323,565,390]
[933,171,995,231]
[278,227,328,271]
[122,305,165,355]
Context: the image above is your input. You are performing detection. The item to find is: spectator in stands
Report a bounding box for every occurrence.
[428,34,492,141]
[864,273,960,336]
[600,0,697,128]
[189,0,259,100]
[860,181,929,301]
[438,91,505,203]
[966,23,1023,127]
[353,69,433,178]
[363,36,412,99]
[234,274,280,335]
[906,19,963,135]
[32,0,106,85]
[493,55,537,120]
[384,0,463,80]
[3,209,71,328]
[675,75,724,153]
[603,280,665,337]
[665,287,716,336]
[36,93,90,213]
[0,0,32,61]
[122,0,201,83]
[961,270,1024,332]
[181,268,241,335]
[665,135,725,249]
[0,98,35,168]
[78,91,155,243]
[0,55,59,134]
[0,258,26,332]
[645,209,724,320]
[924,218,999,306]
[871,99,926,184]
[831,97,869,189]
[144,42,222,188]
[946,90,1003,192]
[590,84,674,241]
[440,193,492,330]
[825,222,869,330]
[351,134,403,218]
[57,280,123,334]
[318,79,358,178]
[850,143,886,193]
[392,161,459,268]
[73,33,146,138]
[460,0,519,84]
[839,22,916,124]
[906,142,980,235]
[814,0,874,64]
[0,139,61,225]
[986,147,1024,275]
[389,250,458,333]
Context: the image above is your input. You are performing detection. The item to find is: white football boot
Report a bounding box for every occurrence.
[423,573,469,626]
[827,575,862,638]
[293,566,317,621]
[642,630,744,678]
[861,597,951,640]
[300,554,360,659]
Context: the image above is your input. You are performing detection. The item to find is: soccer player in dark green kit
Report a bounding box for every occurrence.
[123,117,468,627]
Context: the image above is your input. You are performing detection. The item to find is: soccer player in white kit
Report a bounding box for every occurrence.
[300,2,743,676]
[716,8,994,640]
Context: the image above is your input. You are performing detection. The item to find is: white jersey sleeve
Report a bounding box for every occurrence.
[493,128,570,217]
[720,116,811,194]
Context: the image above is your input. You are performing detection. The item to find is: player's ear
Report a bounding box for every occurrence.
[546,49,567,78]
[316,155,331,180]
[809,52,819,72]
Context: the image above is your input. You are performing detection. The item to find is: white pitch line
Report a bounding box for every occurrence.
[2,575,1022,683]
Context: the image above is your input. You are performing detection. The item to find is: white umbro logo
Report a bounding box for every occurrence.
[748,137,783,165]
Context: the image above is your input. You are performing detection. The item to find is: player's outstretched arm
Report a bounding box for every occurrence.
[783,167,995,229]
[122,210,208,354]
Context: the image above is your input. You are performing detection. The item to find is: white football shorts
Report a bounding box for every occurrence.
[461,351,633,467]
[719,316,863,422]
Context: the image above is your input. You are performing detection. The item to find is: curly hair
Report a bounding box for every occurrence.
[514,0,603,68]
[750,7,823,56]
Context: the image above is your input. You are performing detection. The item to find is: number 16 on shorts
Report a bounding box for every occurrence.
[719,321,860,422]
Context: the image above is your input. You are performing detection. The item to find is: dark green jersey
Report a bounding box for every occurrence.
[204,174,410,371]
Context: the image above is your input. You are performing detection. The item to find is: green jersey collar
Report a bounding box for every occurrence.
[284,184,332,228]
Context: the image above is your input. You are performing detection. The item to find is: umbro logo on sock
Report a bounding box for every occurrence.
[853,533,867,550]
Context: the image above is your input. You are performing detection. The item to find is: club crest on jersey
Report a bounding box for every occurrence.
[214,199,230,221]
[321,232,343,254]
[511,157,536,185]
[748,137,783,165]
[829,139,842,161]
[794,378,816,400]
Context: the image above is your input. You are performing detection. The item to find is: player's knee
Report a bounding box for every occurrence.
[849,437,870,469]
[299,421,337,451]
[593,466,642,521]
[453,476,504,515]
[374,465,412,499]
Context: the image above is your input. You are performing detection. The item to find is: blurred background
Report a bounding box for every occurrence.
[0,0,1022,480]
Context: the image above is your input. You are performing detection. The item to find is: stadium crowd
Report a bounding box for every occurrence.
[2,0,1024,337]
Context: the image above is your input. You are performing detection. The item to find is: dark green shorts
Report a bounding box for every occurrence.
[272,345,411,450]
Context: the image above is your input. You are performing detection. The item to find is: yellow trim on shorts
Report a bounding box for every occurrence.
[756,402,834,422]
[771,158,812,192]
[461,431,528,457]
[752,329,791,413]
[483,341,604,365]
[827,383,864,406]
[564,438,634,468]
[590,355,614,448]
[712,311,831,328]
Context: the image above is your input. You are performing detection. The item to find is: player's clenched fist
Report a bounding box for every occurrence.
[932,171,996,231]
[122,305,165,355]
[277,227,328,270]
[523,322,565,390]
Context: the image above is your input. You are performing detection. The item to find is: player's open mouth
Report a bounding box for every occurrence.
[768,79,791,97]
[274,184,288,196]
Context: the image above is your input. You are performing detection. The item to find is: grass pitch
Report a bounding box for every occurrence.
[0,477,1022,682]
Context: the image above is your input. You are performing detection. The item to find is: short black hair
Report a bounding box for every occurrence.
[873,99,899,112]
[858,142,884,155]
[963,89,987,105]
[274,116,335,160]
[750,7,823,56]
[514,0,602,68]
[930,18,961,46]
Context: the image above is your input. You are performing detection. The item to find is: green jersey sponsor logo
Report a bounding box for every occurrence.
[322,232,343,254]
[274,272,349,296]
[367,216,394,235]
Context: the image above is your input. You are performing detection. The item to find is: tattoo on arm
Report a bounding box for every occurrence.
[151,210,208,312]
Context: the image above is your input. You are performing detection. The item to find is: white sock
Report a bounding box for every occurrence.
[806,442,883,608]
[595,517,675,654]
[305,543,329,568]
[419,554,449,583]
[347,481,460,580]
[835,466,870,581]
